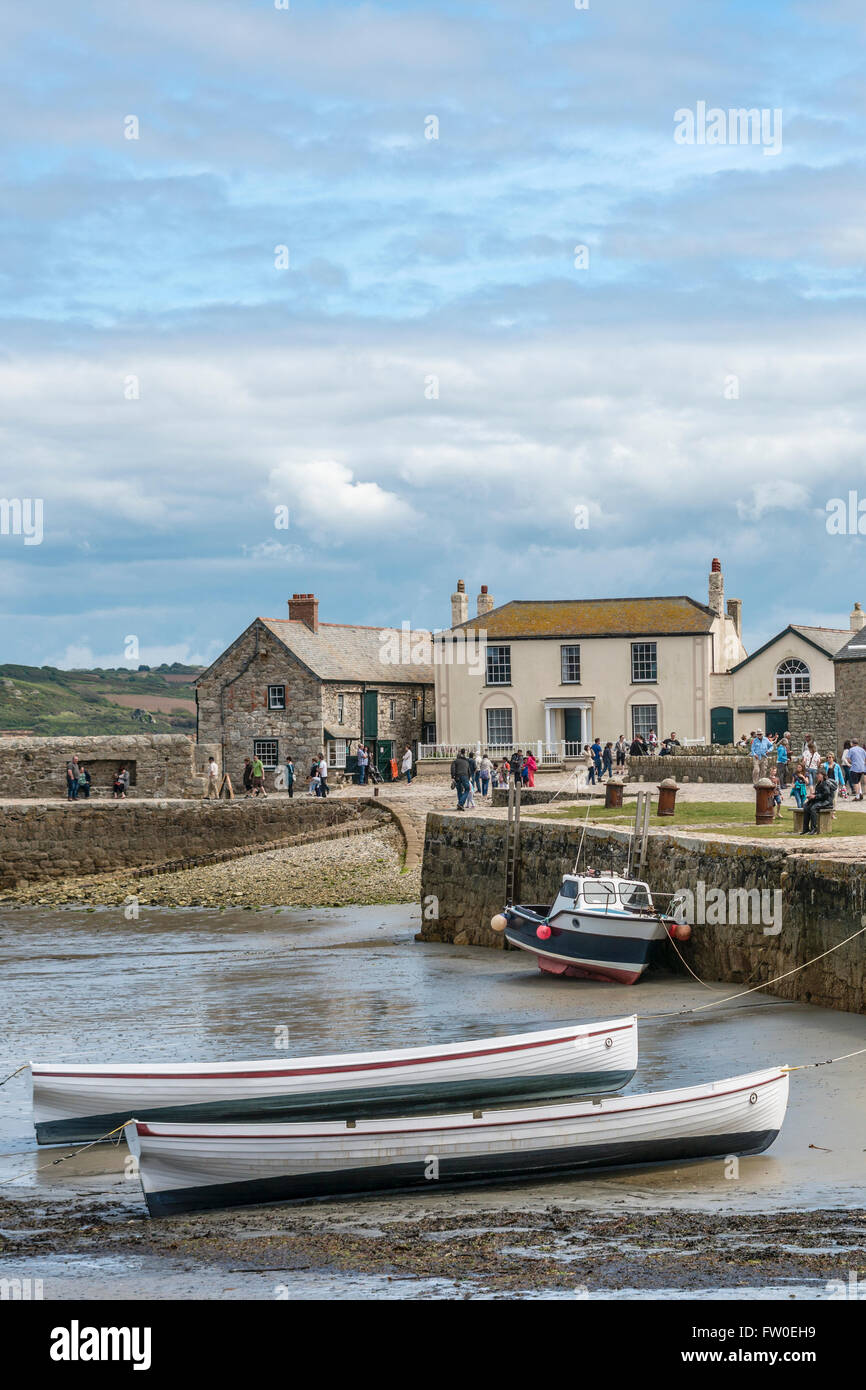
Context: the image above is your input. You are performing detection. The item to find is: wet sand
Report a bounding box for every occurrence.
[2,903,866,1298]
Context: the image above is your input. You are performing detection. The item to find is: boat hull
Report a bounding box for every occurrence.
[32,1016,638,1144]
[127,1067,788,1217]
[504,911,668,985]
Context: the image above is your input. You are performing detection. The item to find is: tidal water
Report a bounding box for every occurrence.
[2,903,865,1298]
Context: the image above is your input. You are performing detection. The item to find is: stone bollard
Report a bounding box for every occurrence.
[605,779,624,809]
[656,777,679,817]
[755,776,775,825]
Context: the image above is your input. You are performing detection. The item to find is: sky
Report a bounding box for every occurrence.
[2,0,865,669]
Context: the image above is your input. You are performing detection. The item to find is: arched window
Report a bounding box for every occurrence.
[775,658,810,698]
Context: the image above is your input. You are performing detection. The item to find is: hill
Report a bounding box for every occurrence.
[0,663,202,737]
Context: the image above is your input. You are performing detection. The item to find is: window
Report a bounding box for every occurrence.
[486,707,513,746]
[619,882,650,909]
[561,645,581,683]
[388,699,397,721]
[253,739,279,769]
[583,880,616,908]
[337,694,344,725]
[485,645,511,685]
[631,704,658,741]
[559,879,579,900]
[412,696,420,718]
[775,659,810,698]
[267,685,286,710]
[327,738,347,768]
[631,642,657,682]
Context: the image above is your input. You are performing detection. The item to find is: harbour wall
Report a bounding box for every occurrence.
[419,813,866,1014]
[0,798,372,891]
[0,734,211,799]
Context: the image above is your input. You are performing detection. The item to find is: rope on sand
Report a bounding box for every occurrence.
[0,1121,131,1187]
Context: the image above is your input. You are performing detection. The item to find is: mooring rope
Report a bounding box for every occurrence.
[0,1064,27,1089]
[0,1120,131,1187]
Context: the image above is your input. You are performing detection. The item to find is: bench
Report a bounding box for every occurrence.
[792,808,834,834]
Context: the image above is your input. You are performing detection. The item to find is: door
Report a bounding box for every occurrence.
[376,740,394,779]
[563,709,582,752]
[765,709,788,738]
[363,690,378,741]
[710,706,734,745]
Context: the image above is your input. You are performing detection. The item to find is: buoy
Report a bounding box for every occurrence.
[490,914,507,933]
[536,924,552,940]
[674,922,692,942]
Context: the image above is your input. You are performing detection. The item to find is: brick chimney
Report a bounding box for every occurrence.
[451,579,468,627]
[288,592,319,632]
[726,597,742,638]
[851,602,865,632]
[708,558,724,618]
[476,584,494,618]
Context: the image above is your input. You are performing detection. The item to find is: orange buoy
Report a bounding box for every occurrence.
[490,914,508,933]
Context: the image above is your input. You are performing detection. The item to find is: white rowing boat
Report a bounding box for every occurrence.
[31,1015,638,1144]
[126,1066,789,1217]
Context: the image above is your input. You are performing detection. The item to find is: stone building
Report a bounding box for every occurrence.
[196,593,435,786]
[0,734,205,799]
[833,609,866,748]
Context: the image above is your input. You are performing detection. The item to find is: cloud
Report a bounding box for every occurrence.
[266,459,418,532]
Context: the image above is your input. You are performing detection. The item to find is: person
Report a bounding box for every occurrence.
[615,735,627,769]
[308,758,320,796]
[465,773,476,809]
[401,746,413,784]
[78,764,91,799]
[601,742,613,779]
[775,736,789,788]
[667,731,681,748]
[251,755,266,796]
[769,769,783,819]
[509,749,523,789]
[113,765,130,799]
[800,770,835,834]
[629,734,646,758]
[583,744,596,785]
[356,744,368,785]
[467,750,478,790]
[847,739,866,801]
[750,730,774,784]
[801,732,814,759]
[790,763,809,809]
[317,753,329,797]
[841,740,852,794]
[205,755,220,799]
[479,753,492,797]
[525,749,537,787]
[647,729,658,750]
[242,757,254,797]
[450,748,471,810]
[520,754,530,787]
[590,738,603,780]
[825,752,845,797]
[736,732,749,750]
[804,741,821,787]
[284,757,295,798]
[66,756,80,801]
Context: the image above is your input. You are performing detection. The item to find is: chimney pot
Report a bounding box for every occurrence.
[851,602,865,632]
[451,579,469,627]
[288,592,319,632]
[476,585,495,618]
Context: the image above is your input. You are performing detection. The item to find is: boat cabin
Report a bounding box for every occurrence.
[551,874,654,917]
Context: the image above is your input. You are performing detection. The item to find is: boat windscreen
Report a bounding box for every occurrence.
[619,882,651,908]
[559,879,579,899]
[582,880,616,906]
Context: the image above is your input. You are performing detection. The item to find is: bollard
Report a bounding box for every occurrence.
[755,776,775,825]
[656,777,679,817]
[605,779,624,809]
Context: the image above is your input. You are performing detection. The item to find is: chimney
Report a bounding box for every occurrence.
[476,584,494,618]
[288,592,319,632]
[708,558,724,618]
[726,597,742,638]
[851,602,865,632]
[451,578,468,627]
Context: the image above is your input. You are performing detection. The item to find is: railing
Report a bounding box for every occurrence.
[417,741,585,763]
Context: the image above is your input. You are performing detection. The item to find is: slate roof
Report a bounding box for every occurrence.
[258,619,435,684]
[833,628,866,663]
[453,596,717,639]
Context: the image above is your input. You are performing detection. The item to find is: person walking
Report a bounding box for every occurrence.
[401,746,413,784]
[775,736,789,789]
[509,749,523,790]
[308,759,320,796]
[525,750,537,787]
[316,753,329,797]
[251,755,266,796]
[479,753,492,798]
[66,756,80,801]
[601,742,613,780]
[205,755,220,799]
[450,748,471,810]
[356,744,368,785]
[615,735,627,769]
[284,757,295,798]
[242,757,254,797]
[847,739,866,800]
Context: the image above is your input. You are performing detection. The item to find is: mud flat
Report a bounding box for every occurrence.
[1,904,865,1298]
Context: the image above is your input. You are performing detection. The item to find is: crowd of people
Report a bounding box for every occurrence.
[65,756,130,800]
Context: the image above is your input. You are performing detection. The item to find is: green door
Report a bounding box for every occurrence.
[766,709,788,738]
[710,706,734,745]
[376,740,393,779]
[363,690,378,741]
[563,710,582,745]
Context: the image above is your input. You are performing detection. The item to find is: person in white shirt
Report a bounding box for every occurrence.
[401,746,413,784]
[804,742,821,786]
[317,754,329,798]
[205,756,219,799]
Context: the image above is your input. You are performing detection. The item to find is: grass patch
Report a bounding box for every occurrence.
[535,800,866,838]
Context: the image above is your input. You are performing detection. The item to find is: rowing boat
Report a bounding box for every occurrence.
[126,1065,788,1217]
[31,1015,638,1143]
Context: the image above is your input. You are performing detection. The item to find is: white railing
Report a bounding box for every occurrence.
[418,741,584,763]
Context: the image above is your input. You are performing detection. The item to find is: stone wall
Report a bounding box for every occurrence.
[627,755,753,783]
[787,692,837,758]
[834,661,866,749]
[0,798,369,890]
[419,814,866,1013]
[0,735,205,799]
